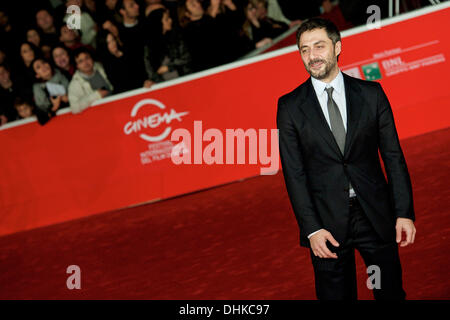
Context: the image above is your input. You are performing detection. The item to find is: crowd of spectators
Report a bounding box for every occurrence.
[0,0,425,126]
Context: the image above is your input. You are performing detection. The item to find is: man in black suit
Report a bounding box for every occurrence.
[277,18,416,300]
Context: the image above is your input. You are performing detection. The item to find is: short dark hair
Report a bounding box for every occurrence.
[72,46,93,61]
[296,17,341,61]
[296,17,341,46]
[31,57,54,79]
[14,96,34,109]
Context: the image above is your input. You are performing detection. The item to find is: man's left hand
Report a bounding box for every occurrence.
[396,218,416,247]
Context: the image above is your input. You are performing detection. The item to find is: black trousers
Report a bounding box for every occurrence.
[309,196,406,300]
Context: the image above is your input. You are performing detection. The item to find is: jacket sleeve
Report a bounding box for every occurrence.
[376,82,415,221]
[277,97,323,236]
[68,80,101,114]
[32,84,50,112]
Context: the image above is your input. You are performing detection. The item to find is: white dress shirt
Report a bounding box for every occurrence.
[308,70,355,239]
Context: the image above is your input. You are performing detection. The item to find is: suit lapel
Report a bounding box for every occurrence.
[342,73,363,159]
[295,74,363,160]
[298,77,343,159]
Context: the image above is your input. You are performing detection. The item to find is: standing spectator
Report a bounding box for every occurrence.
[117,0,148,83]
[100,0,123,25]
[36,8,60,48]
[31,58,70,115]
[118,0,144,48]
[64,0,98,48]
[179,0,222,72]
[266,0,299,26]
[101,32,153,93]
[59,25,95,52]
[277,0,321,21]
[51,45,76,79]
[144,8,192,82]
[242,0,288,48]
[144,0,165,16]
[68,47,113,114]
[83,0,101,23]
[318,0,353,31]
[207,0,250,63]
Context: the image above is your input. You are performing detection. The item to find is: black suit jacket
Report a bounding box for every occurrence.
[277,72,415,248]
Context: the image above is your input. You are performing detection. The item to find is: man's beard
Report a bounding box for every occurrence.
[304,54,336,80]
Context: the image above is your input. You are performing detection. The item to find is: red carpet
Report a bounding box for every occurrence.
[0,127,449,300]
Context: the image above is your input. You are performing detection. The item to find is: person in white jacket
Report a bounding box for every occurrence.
[68,47,113,114]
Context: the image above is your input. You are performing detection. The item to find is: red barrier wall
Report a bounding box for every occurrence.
[1,5,449,236]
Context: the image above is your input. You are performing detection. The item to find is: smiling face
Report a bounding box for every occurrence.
[75,52,94,74]
[52,47,70,70]
[32,59,53,81]
[298,28,341,82]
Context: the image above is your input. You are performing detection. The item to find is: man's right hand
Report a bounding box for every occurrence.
[309,229,340,259]
[98,89,109,98]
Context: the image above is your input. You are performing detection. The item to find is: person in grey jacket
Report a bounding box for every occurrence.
[68,47,113,114]
[32,58,70,114]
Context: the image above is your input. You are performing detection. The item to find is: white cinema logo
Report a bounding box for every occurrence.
[123,99,189,142]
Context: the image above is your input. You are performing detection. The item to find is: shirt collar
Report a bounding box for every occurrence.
[311,69,344,96]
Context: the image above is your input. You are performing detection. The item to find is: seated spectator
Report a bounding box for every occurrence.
[0,9,21,57]
[100,19,122,47]
[0,64,17,124]
[0,47,9,66]
[26,27,52,60]
[0,64,33,124]
[31,58,70,115]
[17,42,43,89]
[242,0,289,48]
[14,97,52,125]
[68,47,113,114]
[13,97,35,120]
[35,8,60,48]
[26,28,43,48]
[101,32,153,93]
[178,0,223,72]
[144,8,192,82]
[51,45,76,79]
[100,0,123,25]
[64,0,98,48]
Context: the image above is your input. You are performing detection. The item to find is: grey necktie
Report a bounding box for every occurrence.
[325,87,346,155]
[325,86,353,194]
